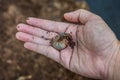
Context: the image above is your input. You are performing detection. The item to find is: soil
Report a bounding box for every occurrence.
[0,0,95,80]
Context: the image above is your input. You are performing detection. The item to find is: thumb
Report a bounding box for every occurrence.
[64,9,99,24]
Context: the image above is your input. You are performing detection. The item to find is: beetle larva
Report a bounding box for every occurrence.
[50,33,75,51]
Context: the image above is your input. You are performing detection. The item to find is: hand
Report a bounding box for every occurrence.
[16,9,119,79]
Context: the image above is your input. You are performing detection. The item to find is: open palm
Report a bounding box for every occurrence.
[16,9,119,79]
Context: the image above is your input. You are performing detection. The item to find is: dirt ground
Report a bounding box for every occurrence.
[0,0,95,80]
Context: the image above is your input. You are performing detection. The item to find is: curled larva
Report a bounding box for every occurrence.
[50,33,75,51]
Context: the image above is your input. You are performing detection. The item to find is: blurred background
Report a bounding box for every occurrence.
[0,0,91,80]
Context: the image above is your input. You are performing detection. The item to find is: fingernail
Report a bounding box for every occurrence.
[26,17,32,22]
[24,43,29,48]
[26,20,30,23]
[28,17,34,20]
[24,42,34,50]
[65,12,73,15]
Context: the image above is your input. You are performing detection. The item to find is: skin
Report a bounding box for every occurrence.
[16,9,120,79]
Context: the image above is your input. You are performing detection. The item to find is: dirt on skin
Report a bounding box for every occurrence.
[0,0,95,80]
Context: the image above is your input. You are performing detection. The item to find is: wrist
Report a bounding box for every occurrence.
[105,41,120,80]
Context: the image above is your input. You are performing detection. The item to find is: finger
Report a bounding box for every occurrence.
[17,24,58,39]
[64,9,100,24]
[16,32,50,45]
[26,17,72,33]
[24,42,60,62]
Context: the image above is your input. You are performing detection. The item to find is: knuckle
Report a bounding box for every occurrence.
[92,15,103,21]
[77,9,85,14]
[46,46,50,56]
[95,15,102,19]
[31,36,35,41]
[32,27,36,35]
